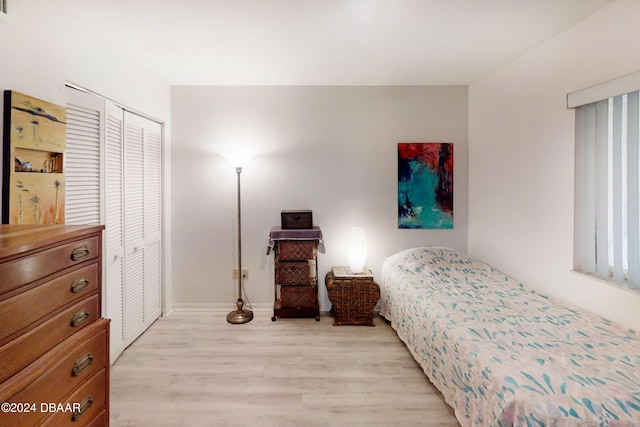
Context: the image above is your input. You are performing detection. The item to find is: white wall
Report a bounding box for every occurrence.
[468,0,640,330]
[0,2,170,128]
[171,86,468,311]
[0,1,173,312]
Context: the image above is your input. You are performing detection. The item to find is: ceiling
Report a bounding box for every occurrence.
[65,0,614,86]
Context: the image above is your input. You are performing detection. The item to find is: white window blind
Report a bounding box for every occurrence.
[575,90,640,290]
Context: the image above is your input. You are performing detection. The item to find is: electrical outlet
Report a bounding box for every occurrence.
[232,269,249,279]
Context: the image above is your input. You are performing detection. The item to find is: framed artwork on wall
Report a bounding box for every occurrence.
[2,90,66,224]
[398,142,453,229]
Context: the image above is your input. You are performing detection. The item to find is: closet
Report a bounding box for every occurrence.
[65,87,162,362]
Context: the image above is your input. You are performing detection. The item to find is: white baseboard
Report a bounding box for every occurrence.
[168,303,273,312]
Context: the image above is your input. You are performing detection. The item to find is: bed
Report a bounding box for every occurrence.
[380,246,640,426]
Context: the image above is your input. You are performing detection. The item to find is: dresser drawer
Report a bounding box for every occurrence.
[0,295,99,383]
[40,368,107,427]
[0,236,99,296]
[0,263,99,343]
[0,319,108,427]
[85,409,108,427]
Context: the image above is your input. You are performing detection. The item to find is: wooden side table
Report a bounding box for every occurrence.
[325,267,380,326]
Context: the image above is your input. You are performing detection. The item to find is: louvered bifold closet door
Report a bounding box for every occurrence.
[106,103,126,361]
[65,90,103,225]
[63,86,163,362]
[144,121,162,323]
[123,111,148,345]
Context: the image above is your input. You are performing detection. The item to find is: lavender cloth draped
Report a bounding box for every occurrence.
[267,226,325,255]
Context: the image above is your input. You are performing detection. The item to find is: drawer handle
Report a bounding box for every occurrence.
[71,396,93,422]
[71,276,90,293]
[70,310,90,327]
[71,246,90,261]
[72,352,94,377]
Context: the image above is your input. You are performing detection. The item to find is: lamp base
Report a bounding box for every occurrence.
[226,299,253,324]
[227,308,253,324]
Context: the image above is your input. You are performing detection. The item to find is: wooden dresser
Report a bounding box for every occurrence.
[0,225,109,426]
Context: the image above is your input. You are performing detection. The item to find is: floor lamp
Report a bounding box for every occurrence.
[227,165,253,324]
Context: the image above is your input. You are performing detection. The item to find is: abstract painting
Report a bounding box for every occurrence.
[2,91,66,224]
[398,142,453,229]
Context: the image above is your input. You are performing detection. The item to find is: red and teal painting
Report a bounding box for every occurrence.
[398,142,453,229]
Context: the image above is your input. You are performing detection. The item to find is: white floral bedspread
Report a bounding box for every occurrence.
[380,247,640,426]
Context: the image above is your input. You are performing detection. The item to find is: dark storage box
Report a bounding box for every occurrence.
[281,210,313,229]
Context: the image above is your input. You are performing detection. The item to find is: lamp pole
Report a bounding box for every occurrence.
[227,166,253,324]
[236,166,242,302]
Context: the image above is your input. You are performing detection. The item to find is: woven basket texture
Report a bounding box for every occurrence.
[278,240,315,260]
[280,285,316,307]
[325,272,380,326]
[276,261,311,284]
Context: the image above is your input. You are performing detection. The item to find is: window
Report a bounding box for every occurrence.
[573,79,640,291]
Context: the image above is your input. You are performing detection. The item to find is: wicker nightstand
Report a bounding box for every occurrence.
[325,267,380,326]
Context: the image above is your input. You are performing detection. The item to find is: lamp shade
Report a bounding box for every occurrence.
[348,227,367,273]
[223,152,252,169]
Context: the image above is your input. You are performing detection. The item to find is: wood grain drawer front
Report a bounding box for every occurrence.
[40,368,107,427]
[0,236,99,296]
[0,324,107,427]
[85,409,107,427]
[0,263,99,343]
[0,295,99,383]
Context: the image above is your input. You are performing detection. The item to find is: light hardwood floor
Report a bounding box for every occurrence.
[110,310,459,427]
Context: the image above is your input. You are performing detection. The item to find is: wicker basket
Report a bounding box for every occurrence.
[277,240,315,260]
[325,271,380,326]
[276,261,311,285]
[280,285,316,307]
